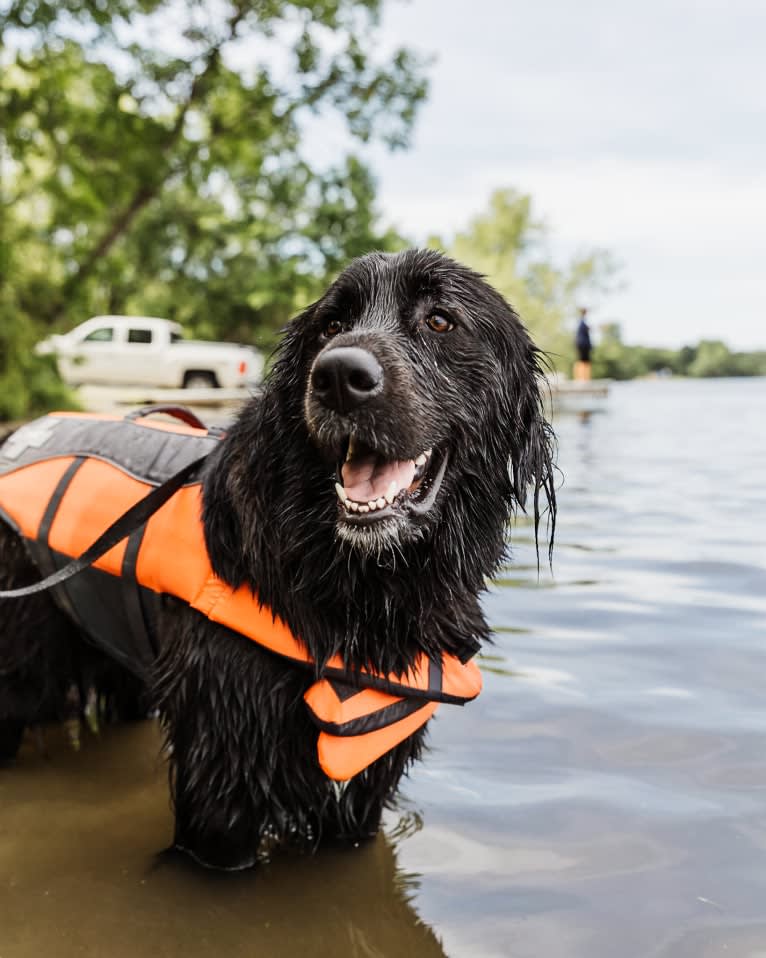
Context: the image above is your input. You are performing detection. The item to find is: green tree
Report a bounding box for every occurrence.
[0,0,427,417]
[592,324,678,380]
[591,323,640,380]
[687,339,737,378]
[590,328,766,380]
[432,188,619,371]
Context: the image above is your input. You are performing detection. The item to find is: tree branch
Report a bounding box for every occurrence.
[48,5,246,322]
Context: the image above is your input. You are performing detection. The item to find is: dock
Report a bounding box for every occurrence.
[76,384,255,422]
[547,378,611,415]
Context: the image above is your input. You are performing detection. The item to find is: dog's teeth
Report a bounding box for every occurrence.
[359,504,370,513]
[348,501,359,512]
[415,452,427,467]
[385,481,397,504]
[375,497,386,509]
[335,482,347,503]
[368,500,377,509]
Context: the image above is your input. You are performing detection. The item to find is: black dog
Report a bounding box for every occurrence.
[0,249,555,869]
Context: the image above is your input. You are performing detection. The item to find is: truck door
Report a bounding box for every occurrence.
[62,323,117,384]
[122,324,166,386]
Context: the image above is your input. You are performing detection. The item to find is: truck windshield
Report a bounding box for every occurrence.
[83,327,113,343]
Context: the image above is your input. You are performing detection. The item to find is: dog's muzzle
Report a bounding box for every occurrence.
[306,339,449,539]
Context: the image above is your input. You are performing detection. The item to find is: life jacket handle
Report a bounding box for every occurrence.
[125,405,210,430]
[0,453,210,599]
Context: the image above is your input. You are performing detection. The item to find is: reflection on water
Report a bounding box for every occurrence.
[391,378,766,957]
[0,724,446,958]
[2,379,766,956]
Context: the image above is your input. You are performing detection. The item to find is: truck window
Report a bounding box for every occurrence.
[170,331,183,343]
[128,328,153,344]
[83,327,113,343]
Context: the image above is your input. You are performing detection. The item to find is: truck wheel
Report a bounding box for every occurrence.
[183,371,217,389]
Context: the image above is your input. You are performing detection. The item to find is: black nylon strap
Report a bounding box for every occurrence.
[319,662,473,706]
[0,454,209,599]
[428,656,442,695]
[37,457,86,546]
[309,681,428,736]
[121,522,157,662]
[28,456,88,626]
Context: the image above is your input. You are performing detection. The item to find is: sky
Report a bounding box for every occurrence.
[346,0,764,349]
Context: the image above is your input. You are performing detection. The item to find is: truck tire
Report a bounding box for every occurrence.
[182,371,218,389]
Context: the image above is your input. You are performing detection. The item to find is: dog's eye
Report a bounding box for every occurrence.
[324,319,343,338]
[425,314,454,333]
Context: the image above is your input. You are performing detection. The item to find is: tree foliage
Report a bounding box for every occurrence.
[0,0,427,417]
[431,188,620,371]
[592,325,766,380]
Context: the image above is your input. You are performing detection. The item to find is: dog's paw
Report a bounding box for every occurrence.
[173,836,260,872]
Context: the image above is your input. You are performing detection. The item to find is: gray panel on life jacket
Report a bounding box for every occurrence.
[0,415,221,485]
[41,547,161,678]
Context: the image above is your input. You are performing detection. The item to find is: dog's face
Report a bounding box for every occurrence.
[288,249,554,556]
[204,248,554,658]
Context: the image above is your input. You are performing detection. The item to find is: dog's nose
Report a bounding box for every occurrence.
[311,347,384,413]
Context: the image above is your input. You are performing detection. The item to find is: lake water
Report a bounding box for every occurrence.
[2,378,765,957]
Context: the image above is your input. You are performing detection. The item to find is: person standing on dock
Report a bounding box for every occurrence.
[574,307,592,381]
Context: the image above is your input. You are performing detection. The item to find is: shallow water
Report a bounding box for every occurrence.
[2,378,765,957]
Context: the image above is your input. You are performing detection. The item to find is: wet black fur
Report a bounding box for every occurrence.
[0,249,555,870]
[0,529,146,758]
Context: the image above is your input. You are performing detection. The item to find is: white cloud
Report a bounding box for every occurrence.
[379,160,766,249]
[360,0,766,349]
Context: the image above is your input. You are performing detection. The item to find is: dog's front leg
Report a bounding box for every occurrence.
[152,602,331,869]
[329,728,427,844]
[0,523,80,761]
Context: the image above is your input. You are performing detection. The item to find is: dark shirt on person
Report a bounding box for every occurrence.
[575,318,592,361]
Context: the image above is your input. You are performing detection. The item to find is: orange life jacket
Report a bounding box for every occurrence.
[0,412,482,781]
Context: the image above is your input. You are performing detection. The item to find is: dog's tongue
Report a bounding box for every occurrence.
[341,454,416,503]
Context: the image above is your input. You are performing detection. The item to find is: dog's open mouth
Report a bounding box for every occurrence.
[333,436,449,524]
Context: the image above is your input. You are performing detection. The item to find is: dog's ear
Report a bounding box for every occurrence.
[202,302,324,587]
[264,302,321,403]
[202,436,252,586]
[506,345,557,563]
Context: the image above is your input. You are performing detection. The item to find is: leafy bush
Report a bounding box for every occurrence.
[0,322,76,422]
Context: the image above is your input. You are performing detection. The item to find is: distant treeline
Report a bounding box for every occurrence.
[592,325,766,380]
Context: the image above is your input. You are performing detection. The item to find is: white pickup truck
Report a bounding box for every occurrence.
[37,316,264,389]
